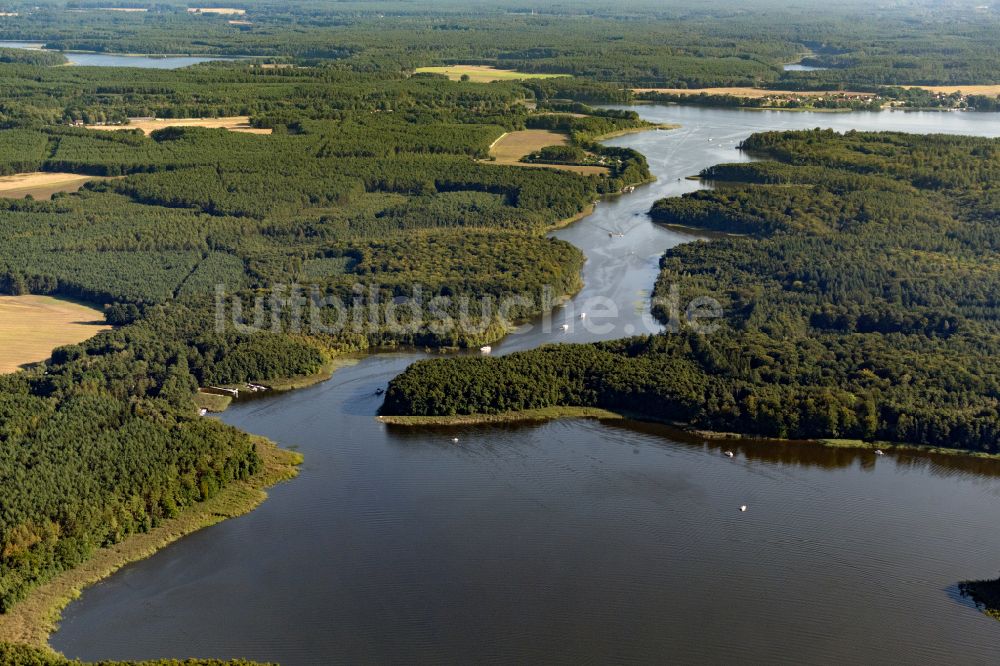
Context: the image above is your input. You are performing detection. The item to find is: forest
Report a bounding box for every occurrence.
[0,0,998,658]
[0,56,657,627]
[0,0,998,89]
[384,130,1000,453]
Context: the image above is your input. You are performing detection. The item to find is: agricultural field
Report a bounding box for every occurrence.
[415,65,567,83]
[489,129,608,175]
[0,172,96,199]
[0,295,109,374]
[905,85,1000,95]
[186,7,246,15]
[86,116,271,135]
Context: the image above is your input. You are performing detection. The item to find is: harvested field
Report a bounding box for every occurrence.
[904,85,1000,95]
[415,65,567,83]
[0,295,110,374]
[0,172,96,199]
[488,130,608,175]
[86,116,271,135]
[187,7,246,15]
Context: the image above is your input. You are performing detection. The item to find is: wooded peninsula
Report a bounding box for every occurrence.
[384,130,1000,454]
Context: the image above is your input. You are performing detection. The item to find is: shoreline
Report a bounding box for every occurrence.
[379,406,625,426]
[378,406,1000,461]
[0,435,302,652]
[547,203,596,231]
[590,122,679,141]
[195,358,354,413]
[632,87,875,98]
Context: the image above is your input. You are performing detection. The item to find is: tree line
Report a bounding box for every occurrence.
[384,130,1000,453]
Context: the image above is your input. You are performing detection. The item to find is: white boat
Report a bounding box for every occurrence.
[560,324,569,332]
[199,408,208,417]
[579,312,586,319]
[740,504,748,512]
[724,450,734,458]
[480,345,492,354]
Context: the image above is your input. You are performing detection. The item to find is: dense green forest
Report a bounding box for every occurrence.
[0,55,659,627]
[0,0,998,88]
[0,0,999,657]
[384,130,1000,453]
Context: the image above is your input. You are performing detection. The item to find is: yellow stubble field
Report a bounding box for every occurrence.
[488,130,608,176]
[0,295,110,374]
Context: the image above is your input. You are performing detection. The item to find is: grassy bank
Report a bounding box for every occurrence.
[380,405,1000,461]
[547,203,596,231]
[590,123,679,141]
[0,436,302,652]
[261,358,353,392]
[194,390,233,412]
[378,406,625,426]
[196,358,356,414]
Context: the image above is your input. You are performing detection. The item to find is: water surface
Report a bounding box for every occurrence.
[52,107,1000,664]
[0,40,232,68]
[784,63,828,71]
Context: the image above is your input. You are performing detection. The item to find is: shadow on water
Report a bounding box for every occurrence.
[387,415,1000,478]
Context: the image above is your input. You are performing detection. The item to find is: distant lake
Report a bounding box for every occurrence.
[0,40,233,68]
[784,62,828,71]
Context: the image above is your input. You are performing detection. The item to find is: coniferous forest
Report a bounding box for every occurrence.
[385,130,1000,453]
[1,1,1000,661]
[1,0,999,88]
[0,53,653,632]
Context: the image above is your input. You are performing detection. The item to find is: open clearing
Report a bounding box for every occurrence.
[415,65,567,83]
[634,87,875,98]
[0,295,110,374]
[86,116,271,135]
[187,7,246,15]
[488,130,608,175]
[0,172,97,199]
[903,85,1000,95]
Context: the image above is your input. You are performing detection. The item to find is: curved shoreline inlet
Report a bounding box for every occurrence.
[48,106,1000,665]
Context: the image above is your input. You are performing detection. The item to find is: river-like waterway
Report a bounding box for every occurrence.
[52,106,1000,665]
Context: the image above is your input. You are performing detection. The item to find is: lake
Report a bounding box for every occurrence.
[784,63,828,71]
[0,41,233,68]
[51,106,1000,664]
